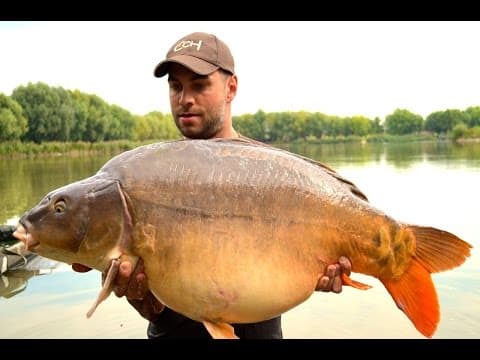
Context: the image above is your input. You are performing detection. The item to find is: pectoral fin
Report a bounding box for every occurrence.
[202,321,239,339]
[86,258,120,318]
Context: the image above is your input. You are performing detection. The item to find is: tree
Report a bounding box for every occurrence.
[107,105,136,140]
[0,93,28,141]
[267,112,298,142]
[324,115,342,137]
[135,111,179,140]
[304,112,328,139]
[384,109,423,135]
[425,109,466,134]
[69,90,89,141]
[464,106,480,128]
[11,82,74,142]
[371,117,384,134]
[233,109,268,141]
[350,115,373,136]
[234,114,260,140]
[451,123,468,140]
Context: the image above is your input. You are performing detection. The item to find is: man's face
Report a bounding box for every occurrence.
[167,63,235,139]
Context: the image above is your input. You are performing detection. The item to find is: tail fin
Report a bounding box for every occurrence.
[380,226,472,338]
[410,225,472,273]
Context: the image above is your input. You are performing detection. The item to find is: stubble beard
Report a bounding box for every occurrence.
[175,101,226,140]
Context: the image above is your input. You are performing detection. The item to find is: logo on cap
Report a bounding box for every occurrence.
[174,40,203,52]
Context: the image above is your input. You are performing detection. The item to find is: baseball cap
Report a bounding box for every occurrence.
[154,32,235,78]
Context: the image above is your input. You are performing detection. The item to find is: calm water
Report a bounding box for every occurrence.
[0,141,479,339]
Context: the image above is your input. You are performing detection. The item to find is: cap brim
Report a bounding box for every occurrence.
[154,55,219,77]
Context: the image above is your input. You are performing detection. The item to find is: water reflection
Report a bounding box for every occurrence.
[0,154,114,225]
[1,269,51,299]
[283,141,480,169]
[1,251,61,299]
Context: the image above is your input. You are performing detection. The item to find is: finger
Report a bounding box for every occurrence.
[339,256,352,276]
[334,264,341,277]
[113,261,133,297]
[128,272,147,300]
[131,258,145,276]
[315,276,330,291]
[332,276,343,294]
[125,259,148,300]
[72,263,92,273]
[326,264,337,279]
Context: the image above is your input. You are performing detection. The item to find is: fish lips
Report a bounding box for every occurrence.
[13,220,40,252]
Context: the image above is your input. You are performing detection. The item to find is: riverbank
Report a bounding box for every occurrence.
[0,140,151,158]
[1,134,479,158]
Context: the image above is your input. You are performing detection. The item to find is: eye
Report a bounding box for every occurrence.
[54,199,66,214]
[169,82,182,93]
[192,82,206,91]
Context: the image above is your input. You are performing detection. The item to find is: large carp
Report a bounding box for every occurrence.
[13,138,472,338]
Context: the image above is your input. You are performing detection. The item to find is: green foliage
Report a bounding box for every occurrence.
[464,106,480,128]
[371,117,384,134]
[82,94,112,142]
[267,112,300,142]
[467,126,480,138]
[234,110,268,141]
[105,105,134,141]
[384,109,423,135]
[425,109,467,134]
[0,93,28,141]
[135,111,180,141]
[3,81,480,147]
[303,112,327,139]
[350,116,373,136]
[452,123,468,140]
[11,82,74,142]
[9,83,150,143]
[0,140,156,157]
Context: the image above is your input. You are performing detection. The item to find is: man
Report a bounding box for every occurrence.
[73,32,351,338]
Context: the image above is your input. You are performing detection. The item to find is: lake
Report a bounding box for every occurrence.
[1,141,479,338]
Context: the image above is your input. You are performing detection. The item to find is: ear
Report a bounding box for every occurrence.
[226,74,238,103]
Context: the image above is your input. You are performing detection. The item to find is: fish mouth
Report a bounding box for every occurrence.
[13,223,40,252]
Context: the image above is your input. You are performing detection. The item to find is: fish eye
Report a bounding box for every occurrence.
[54,199,66,214]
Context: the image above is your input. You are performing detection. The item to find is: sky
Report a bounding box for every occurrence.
[1,21,480,120]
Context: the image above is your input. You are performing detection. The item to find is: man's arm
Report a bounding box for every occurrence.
[71,257,352,322]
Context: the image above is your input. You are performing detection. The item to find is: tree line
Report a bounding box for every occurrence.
[1,82,480,143]
[0,82,179,143]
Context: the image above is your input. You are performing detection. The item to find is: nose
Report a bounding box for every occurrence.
[178,88,194,107]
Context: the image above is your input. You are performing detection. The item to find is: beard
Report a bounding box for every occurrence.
[174,102,226,139]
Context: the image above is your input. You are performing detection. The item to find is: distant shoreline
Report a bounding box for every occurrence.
[1,135,478,158]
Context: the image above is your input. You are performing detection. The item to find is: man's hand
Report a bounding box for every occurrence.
[315,256,351,293]
[106,259,164,321]
[105,259,149,299]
